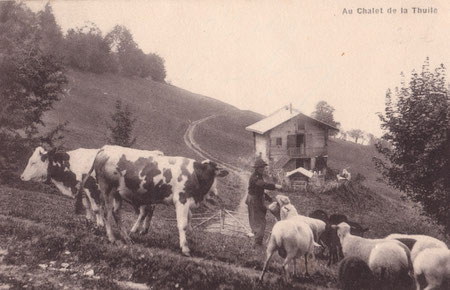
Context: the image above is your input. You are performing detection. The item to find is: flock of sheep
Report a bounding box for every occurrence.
[262,195,449,290]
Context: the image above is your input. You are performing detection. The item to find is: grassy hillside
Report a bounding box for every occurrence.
[2,69,449,289]
[195,123,448,241]
[0,182,337,290]
[42,69,259,158]
[194,112,261,170]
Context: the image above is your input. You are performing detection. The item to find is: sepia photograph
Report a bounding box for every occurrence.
[0,0,449,289]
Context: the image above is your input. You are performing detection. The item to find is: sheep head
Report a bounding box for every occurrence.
[275,194,291,207]
[280,204,299,220]
[332,222,351,241]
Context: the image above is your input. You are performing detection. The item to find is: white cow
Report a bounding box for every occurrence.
[86,145,228,256]
[21,146,104,226]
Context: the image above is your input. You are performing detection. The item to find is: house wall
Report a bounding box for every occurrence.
[254,133,269,162]
[267,115,328,164]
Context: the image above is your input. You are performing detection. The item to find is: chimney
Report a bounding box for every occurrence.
[289,103,292,114]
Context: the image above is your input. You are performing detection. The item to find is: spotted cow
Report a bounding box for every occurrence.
[20,146,104,226]
[87,145,229,256]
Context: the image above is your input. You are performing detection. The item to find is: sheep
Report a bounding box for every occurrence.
[369,241,415,290]
[385,234,448,262]
[330,213,369,236]
[309,209,329,223]
[310,211,367,266]
[347,220,369,237]
[338,256,376,290]
[259,205,319,283]
[333,223,413,270]
[280,204,326,244]
[413,247,450,290]
[332,223,412,288]
[321,224,341,266]
[267,195,291,222]
[330,213,348,225]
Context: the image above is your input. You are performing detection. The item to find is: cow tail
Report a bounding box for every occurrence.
[75,151,99,215]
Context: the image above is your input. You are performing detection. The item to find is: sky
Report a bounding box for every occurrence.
[25,0,450,137]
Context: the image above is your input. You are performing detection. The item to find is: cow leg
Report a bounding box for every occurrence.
[84,188,104,227]
[140,205,154,235]
[175,203,191,256]
[81,194,95,222]
[112,195,132,244]
[187,209,193,233]
[130,205,146,234]
[100,183,116,244]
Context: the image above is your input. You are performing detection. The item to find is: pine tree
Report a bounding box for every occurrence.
[106,99,137,147]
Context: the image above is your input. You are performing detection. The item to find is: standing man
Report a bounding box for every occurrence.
[246,158,282,246]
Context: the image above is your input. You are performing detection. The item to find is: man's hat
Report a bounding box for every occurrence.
[253,158,268,168]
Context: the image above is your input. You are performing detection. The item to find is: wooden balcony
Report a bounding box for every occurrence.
[288,147,305,157]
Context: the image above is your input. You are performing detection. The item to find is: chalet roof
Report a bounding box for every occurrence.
[286,167,314,179]
[245,105,339,135]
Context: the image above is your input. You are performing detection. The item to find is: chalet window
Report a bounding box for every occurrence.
[276,137,282,146]
[297,120,305,130]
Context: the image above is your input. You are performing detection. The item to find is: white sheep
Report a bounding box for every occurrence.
[413,247,450,290]
[280,203,326,243]
[385,233,448,262]
[368,240,415,289]
[334,223,411,265]
[259,205,319,282]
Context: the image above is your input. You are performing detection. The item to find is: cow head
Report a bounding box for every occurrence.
[191,160,228,204]
[21,147,50,182]
[21,147,72,184]
[201,160,229,178]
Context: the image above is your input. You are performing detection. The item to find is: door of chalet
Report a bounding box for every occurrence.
[287,134,304,157]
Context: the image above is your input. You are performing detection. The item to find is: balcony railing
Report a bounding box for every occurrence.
[288,147,305,157]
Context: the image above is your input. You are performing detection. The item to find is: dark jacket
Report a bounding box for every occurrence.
[248,171,276,202]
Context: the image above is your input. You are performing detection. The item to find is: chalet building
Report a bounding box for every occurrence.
[246,105,339,173]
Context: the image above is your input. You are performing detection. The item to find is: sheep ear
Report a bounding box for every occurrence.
[331,225,337,229]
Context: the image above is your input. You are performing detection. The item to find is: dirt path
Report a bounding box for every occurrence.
[183,115,252,236]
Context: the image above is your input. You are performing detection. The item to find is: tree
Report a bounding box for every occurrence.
[36,3,64,59]
[105,25,167,80]
[374,58,450,233]
[106,99,137,147]
[105,25,143,77]
[0,2,67,171]
[347,129,364,143]
[366,133,377,146]
[64,23,116,73]
[312,101,340,131]
[143,53,166,82]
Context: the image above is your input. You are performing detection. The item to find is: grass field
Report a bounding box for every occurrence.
[0,181,339,290]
